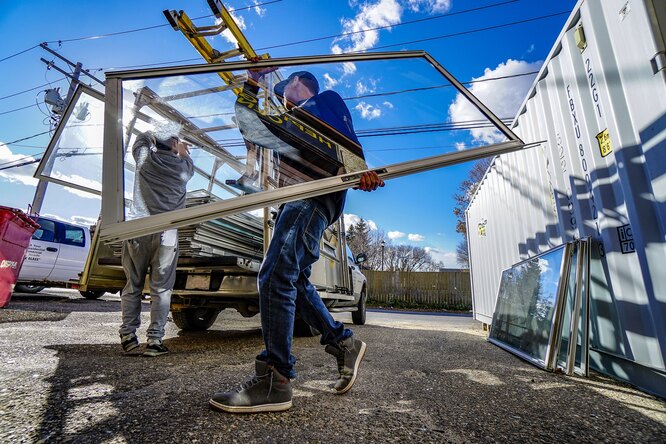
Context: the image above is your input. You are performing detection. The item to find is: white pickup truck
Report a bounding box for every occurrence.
[15,216,104,299]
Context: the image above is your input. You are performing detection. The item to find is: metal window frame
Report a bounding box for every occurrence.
[488,242,574,370]
[34,84,105,196]
[100,50,524,242]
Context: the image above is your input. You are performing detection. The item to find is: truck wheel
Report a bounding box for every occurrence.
[79,290,106,300]
[14,285,45,294]
[173,308,220,331]
[293,318,320,337]
[352,288,367,325]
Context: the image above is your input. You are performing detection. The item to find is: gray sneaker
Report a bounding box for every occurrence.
[143,339,169,357]
[209,360,292,413]
[325,336,367,394]
[120,333,139,353]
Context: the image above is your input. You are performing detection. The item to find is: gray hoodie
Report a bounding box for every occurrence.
[128,133,194,218]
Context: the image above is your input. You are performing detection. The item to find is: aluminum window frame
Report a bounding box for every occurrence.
[99,50,524,242]
[34,84,105,196]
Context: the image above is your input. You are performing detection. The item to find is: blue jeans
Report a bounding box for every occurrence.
[119,230,178,340]
[257,199,352,378]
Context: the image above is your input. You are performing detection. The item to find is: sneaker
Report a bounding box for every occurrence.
[143,339,169,357]
[209,360,292,413]
[325,336,367,394]
[120,333,139,353]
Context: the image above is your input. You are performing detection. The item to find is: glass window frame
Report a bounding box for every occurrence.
[98,51,525,243]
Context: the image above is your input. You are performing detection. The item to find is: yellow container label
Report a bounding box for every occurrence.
[596,129,612,157]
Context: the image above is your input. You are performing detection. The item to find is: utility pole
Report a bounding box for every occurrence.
[30,43,104,215]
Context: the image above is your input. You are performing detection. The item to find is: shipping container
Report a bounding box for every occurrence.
[467,0,666,397]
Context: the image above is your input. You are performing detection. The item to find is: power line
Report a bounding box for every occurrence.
[0,157,42,172]
[0,102,41,116]
[0,78,66,102]
[0,44,40,63]
[256,0,518,51]
[42,0,284,45]
[343,71,538,102]
[2,131,52,146]
[369,11,569,51]
[96,9,563,73]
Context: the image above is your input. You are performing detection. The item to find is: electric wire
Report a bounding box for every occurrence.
[255,0,518,51]
[369,11,569,51]
[0,102,41,116]
[41,0,284,45]
[0,44,40,63]
[0,78,67,102]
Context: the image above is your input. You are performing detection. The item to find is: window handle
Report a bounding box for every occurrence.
[46,247,58,252]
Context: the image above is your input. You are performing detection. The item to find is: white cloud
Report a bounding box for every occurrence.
[50,172,101,200]
[323,73,339,90]
[344,213,378,231]
[382,101,394,109]
[448,59,541,144]
[408,233,425,242]
[354,102,382,120]
[388,230,405,239]
[425,246,460,268]
[356,78,379,95]
[407,0,452,13]
[252,0,266,17]
[455,142,466,151]
[217,10,246,45]
[332,0,402,53]
[0,143,39,186]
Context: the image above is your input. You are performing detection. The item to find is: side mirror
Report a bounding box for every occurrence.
[355,253,367,264]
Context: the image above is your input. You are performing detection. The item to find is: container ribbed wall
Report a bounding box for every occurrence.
[467,0,666,397]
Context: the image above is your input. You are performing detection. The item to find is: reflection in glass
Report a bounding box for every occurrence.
[489,245,566,367]
[40,90,105,193]
[117,58,498,222]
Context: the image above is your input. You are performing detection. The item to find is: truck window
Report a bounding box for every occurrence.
[33,219,56,242]
[61,225,86,247]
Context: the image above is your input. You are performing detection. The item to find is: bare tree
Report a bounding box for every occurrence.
[456,236,469,267]
[452,157,492,267]
[384,245,440,272]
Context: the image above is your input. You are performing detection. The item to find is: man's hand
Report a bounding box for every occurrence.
[174,140,191,158]
[356,171,385,192]
[247,56,278,82]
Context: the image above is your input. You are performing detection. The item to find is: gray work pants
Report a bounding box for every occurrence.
[119,230,178,340]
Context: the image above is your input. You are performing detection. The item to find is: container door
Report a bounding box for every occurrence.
[18,218,59,281]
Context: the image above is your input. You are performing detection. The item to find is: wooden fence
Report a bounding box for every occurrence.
[364,270,471,308]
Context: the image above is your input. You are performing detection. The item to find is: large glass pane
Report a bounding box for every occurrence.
[557,243,579,368]
[39,89,105,193]
[118,57,503,223]
[489,244,567,367]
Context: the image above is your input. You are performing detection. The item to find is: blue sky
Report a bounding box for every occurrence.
[0,0,576,266]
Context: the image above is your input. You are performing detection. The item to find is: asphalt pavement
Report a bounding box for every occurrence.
[1,289,665,443]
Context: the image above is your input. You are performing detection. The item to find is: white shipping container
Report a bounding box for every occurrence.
[467,0,666,397]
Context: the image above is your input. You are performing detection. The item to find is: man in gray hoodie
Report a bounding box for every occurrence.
[119,129,194,357]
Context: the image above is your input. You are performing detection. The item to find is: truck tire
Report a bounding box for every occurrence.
[79,290,106,300]
[352,288,367,325]
[173,308,220,331]
[14,284,45,294]
[293,317,320,337]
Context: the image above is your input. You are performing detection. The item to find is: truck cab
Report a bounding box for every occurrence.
[15,217,103,299]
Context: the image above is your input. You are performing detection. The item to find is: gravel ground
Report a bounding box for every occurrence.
[0,289,664,443]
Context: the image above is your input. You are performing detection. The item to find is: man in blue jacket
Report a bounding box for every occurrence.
[210,69,383,413]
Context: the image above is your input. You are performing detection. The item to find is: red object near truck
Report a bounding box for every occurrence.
[0,206,40,308]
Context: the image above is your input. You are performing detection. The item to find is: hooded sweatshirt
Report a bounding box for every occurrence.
[128,133,194,219]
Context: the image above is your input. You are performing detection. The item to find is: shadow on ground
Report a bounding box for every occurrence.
[28,326,666,443]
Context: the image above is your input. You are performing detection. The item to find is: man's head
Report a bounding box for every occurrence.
[274,71,319,108]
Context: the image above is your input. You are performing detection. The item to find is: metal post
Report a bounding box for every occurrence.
[381,240,385,271]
